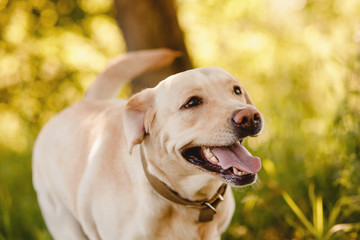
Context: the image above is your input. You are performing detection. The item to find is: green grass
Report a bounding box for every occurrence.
[0,151,51,240]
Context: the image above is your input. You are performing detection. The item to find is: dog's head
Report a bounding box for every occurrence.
[123,67,263,187]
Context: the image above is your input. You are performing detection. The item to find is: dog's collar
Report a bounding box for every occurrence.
[139,144,227,222]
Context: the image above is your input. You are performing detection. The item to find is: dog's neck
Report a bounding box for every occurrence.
[139,144,227,222]
[173,174,224,200]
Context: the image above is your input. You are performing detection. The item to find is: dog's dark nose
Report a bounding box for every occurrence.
[232,108,262,130]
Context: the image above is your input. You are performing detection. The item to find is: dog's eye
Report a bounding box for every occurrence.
[182,96,203,109]
[234,86,242,95]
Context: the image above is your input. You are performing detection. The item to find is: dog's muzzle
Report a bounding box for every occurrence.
[181,107,264,187]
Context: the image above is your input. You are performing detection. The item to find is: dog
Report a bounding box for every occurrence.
[32,48,263,240]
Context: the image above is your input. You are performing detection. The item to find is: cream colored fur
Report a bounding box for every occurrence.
[33,48,257,240]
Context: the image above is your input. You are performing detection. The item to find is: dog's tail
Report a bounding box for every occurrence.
[85,48,181,100]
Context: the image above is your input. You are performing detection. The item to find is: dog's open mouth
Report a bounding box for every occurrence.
[181,140,261,186]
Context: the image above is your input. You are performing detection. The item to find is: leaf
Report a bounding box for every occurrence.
[315,195,324,236]
[282,191,318,237]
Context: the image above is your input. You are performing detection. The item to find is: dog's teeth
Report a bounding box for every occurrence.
[209,156,219,164]
[203,148,212,158]
[203,147,219,164]
[232,167,247,176]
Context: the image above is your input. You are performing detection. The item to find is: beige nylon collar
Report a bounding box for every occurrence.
[140,144,227,222]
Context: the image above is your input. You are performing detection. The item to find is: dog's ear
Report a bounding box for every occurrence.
[123,88,155,154]
[243,88,255,106]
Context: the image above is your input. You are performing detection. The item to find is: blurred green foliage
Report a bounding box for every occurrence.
[0,0,359,239]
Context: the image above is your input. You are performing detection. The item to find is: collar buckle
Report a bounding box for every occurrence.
[204,202,217,213]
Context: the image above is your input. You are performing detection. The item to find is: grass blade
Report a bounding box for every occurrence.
[282,191,318,237]
[316,195,324,236]
[327,198,343,230]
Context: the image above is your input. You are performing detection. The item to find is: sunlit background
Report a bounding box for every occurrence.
[0,0,359,239]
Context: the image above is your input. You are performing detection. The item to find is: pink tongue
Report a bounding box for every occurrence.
[211,142,261,174]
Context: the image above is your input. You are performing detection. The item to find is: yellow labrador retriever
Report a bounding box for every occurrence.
[33,49,263,240]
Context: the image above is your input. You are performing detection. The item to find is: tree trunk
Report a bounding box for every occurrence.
[114,0,193,93]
